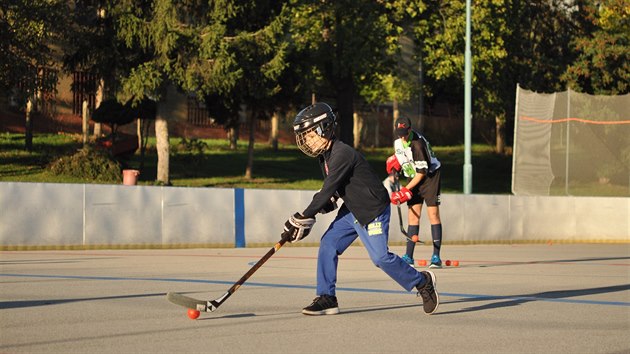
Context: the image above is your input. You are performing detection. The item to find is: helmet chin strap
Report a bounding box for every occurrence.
[322,139,332,152]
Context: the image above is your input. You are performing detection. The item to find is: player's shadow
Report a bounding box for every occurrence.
[191,302,422,319]
[0,292,166,309]
[436,283,630,315]
[340,303,420,314]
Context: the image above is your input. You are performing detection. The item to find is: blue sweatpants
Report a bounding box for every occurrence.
[316,204,424,296]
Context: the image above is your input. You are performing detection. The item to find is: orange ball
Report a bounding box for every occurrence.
[417,259,427,266]
[452,260,460,267]
[187,308,201,320]
[411,235,419,242]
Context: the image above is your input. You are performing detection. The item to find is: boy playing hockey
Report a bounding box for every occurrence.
[281,103,439,315]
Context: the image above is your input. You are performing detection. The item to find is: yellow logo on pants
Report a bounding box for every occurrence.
[368,221,383,236]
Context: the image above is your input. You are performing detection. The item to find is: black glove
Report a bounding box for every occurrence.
[282,212,316,243]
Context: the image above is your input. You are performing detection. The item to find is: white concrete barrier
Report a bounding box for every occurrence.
[0,182,627,248]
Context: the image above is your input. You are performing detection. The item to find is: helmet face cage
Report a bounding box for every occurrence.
[293,104,336,157]
[295,123,331,157]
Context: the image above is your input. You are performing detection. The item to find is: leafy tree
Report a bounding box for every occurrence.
[64,1,294,182]
[63,1,158,100]
[199,1,291,178]
[414,0,507,149]
[414,0,581,152]
[1,0,68,150]
[563,0,629,95]
[0,0,67,96]
[110,0,188,184]
[91,99,136,135]
[287,0,425,145]
[63,1,169,181]
[76,0,210,184]
[506,1,578,93]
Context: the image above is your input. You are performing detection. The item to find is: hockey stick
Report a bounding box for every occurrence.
[167,236,288,313]
[391,172,423,244]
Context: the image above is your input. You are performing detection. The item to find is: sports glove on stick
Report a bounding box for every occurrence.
[283,212,316,243]
[386,155,401,174]
[390,187,412,205]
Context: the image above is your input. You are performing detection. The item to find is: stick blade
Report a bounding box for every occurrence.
[166,292,208,312]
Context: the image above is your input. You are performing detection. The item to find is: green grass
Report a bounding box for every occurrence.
[1,132,515,193]
[548,180,629,197]
[0,132,89,183]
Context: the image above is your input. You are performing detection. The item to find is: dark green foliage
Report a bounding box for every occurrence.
[173,138,211,171]
[176,138,208,154]
[562,0,629,94]
[288,1,425,144]
[135,98,157,120]
[1,0,68,99]
[92,98,157,126]
[92,99,135,126]
[48,145,122,183]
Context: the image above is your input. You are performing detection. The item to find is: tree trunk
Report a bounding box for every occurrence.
[496,114,506,154]
[94,123,102,137]
[245,115,256,179]
[155,116,170,185]
[25,99,33,152]
[139,118,152,171]
[136,118,142,155]
[228,126,238,150]
[93,79,104,137]
[353,112,362,149]
[82,100,89,145]
[269,111,279,151]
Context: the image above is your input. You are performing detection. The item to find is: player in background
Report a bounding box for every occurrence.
[387,116,444,268]
[282,102,439,316]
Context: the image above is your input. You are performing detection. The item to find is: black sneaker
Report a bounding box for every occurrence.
[416,271,439,315]
[302,295,339,315]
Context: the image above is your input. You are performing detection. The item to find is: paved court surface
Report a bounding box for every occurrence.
[1,243,629,353]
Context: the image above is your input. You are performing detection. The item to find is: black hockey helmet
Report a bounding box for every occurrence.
[293,102,337,157]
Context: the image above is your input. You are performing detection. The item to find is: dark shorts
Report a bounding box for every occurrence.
[408,169,441,207]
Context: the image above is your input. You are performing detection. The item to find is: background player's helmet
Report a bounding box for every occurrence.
[293,102,337,157]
